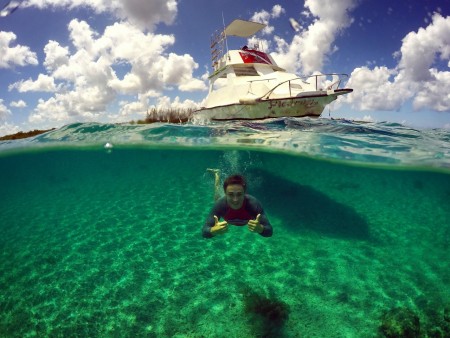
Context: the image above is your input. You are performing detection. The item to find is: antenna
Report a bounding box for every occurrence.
[222,12,230,60]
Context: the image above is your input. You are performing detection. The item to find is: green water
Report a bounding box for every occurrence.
[1,147,449,337]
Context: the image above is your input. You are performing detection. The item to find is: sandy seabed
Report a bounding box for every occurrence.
[0,148,449,337]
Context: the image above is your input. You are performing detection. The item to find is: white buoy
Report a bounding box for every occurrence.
[104,142,113,149]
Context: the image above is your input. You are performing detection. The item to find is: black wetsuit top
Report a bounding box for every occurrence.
[202,194,273,238]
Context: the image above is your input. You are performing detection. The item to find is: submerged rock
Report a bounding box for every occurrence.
[429,303,450,338]
[241,287,290,337]
[380,307,420,338]
[444,304,450,324]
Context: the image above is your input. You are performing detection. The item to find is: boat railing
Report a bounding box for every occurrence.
[260,73,350,100]
[243,78,277,97]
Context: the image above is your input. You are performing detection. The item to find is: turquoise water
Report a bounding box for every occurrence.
[1,118,449,337]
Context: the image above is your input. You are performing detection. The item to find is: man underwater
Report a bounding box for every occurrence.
[202,170,273,238]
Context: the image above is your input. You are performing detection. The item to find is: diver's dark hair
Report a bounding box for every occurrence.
[223,174,247,192]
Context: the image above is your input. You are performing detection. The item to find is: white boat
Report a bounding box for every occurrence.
[194,19,353,121]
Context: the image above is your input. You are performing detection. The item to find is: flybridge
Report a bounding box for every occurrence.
[210,19,266,69]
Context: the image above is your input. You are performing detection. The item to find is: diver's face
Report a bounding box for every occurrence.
[225,184,245,209]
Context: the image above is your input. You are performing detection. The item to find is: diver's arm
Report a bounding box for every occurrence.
[247,196,273,237]
[256,211,273,237]
[202,198,228,238]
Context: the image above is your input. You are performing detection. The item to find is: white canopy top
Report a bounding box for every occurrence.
[224,19,266,37]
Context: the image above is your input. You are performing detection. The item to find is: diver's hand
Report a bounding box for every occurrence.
[210,215,228,236]
[248,214,263,234]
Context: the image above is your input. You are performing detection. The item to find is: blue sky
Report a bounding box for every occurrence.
[0,0,449,135]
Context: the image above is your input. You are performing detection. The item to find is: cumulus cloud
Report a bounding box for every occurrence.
[22,0,177,30]
[361,115,375,122]
[0,122,20,137]
[155,95,199,110]
[117,99,147,119]
[10,100,27,108]
[271,0,357,74]
[43,40,70,73]
[0,99,12,119]
[110,93,152,120]
[398,13,450,82]
[342,13,450,113]
[162,53,206,91]
[0,99,20,137]
[253,5,448,115]
[342,66,413,111]
[29,97,72,125]
[250,4,286,35]
[22,19,206,125]
[413,68,450,111]
[9,74,58,92]
[118,0,177,30]
[152,96,198,122]
[0,31,38,68]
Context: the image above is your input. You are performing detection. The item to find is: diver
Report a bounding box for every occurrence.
[203,169,272,238]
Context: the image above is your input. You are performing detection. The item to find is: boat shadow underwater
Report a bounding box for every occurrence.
[247,169,370,240]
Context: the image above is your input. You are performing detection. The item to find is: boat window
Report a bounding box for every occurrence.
[234,66,258,76]
[290,84,303,90]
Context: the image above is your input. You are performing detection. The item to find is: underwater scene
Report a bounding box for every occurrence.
[0,118,449,337]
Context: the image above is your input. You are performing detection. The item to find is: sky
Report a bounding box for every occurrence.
[0,0,449,136]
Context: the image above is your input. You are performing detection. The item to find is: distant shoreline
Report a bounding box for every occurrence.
[0,129,56,141]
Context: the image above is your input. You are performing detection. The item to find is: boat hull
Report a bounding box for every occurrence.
[194,89,352,120]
